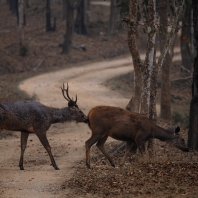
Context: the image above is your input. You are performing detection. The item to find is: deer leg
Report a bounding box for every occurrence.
[137,143,146,162]
[85,133,104,168]
[36,132,59,170]
[120,141,134,166]
[135,136,146,160]
[96,135,115,167]
[147,139,154,160]
[19,132,29,170]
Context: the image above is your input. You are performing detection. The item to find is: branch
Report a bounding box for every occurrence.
[33,59,45,71]
[171,76,192,82]
[157,0,185,69]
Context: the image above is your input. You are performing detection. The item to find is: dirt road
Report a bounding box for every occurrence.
[0,52,181,198]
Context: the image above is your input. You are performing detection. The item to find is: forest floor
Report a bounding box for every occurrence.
[0,0,198,198]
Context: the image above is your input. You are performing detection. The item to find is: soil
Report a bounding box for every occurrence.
[0,1,197,198]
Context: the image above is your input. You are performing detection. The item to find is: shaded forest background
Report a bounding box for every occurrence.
[0,0,131,98]
[0,0,191,124]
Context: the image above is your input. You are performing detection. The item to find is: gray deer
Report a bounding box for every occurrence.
[0,83,87,170]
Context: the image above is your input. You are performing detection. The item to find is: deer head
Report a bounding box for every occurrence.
[61,83,78,108]
[61,83,87,123]
[171,128,189,152]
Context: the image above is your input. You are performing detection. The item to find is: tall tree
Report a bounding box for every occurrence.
[188,0,198,150]
[126,0,184,120]
[46,0,52,31]
[9,0,18,15]
[62,0,67,20]
[75,0,87,35]
[125,0,142,113]
[18,0,24,44]
[62,0,75,54]
[181,0,193,72]
[159,0,172,122]
[108,0,118,36]
[140,0,157,116]
[25,0,30,8]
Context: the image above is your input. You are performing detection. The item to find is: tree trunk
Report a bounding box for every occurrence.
[157,0,184,94]
[149,49,157,122]
[159,0,172,122]
[154,0,185,130]
[46,0,52,31]
[125,0,142,113]
[62,0,74,54]
[188,94,198,150]
[140,0,156,116]
[18,0,24,45]
[10,0,18,15]
[75,0,87,35]
[188,0,198,150]
[25,0,30,8]
[181,0,193,71]
[62,0,66,20]
[108,0,117,36]
[160,53,172,122]
[84,0,90,33]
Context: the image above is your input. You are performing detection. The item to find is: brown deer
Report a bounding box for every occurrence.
[85,106,189,168]
[0,83,87,170]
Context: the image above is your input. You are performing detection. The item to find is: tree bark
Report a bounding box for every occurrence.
[18,0,24,45]
[108,0,118,36]
[188,94,198,150]
[10,0,18,15]
[125,0,142,113]
[149,49,157,122]
[188,0,198,150]
[181,0,193,71]
[159,0,172,122]
[62,0,66,20]
[62,0,74,54]
[75,0,87,35]
[25,0,30,8]
[84,0,90,34]
[140,0,156,116]
[46,0,52,31]
[157,0,184,69]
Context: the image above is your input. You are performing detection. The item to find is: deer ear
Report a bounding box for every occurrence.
[175,126,180,134]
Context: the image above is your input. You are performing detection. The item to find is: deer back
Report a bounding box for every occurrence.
[0,100,51,132]
[87,106,151,141]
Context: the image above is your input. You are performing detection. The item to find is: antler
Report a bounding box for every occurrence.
[61,83,77,103]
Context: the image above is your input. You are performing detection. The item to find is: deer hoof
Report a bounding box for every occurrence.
[184,148,189,152]
[111,163,115,168]
[19,166,24,170]
[86,163,91,169]
[54,166,60,170]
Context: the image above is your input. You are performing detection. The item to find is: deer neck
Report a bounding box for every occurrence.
[50,107,72,124]
[151,125,177,141]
